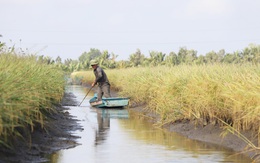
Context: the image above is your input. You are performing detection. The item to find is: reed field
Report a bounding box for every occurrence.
[72,64,260,146]
[0,53,65,147]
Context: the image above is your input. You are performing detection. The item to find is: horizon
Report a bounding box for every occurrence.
[1,0,260,61]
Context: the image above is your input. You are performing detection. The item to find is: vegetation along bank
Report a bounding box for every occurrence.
[0,53,64,143]
[72,64,260,161]
[1,40,260,161]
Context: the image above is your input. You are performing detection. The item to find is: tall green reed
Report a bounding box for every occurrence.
[0,53,65,147]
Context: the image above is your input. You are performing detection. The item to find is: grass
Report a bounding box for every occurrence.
[72,64,260,147]
[0,53,65,147]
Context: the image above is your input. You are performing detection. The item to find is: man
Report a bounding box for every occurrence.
[90,59,111,103]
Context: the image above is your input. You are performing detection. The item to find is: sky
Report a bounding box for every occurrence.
[1,0,260,61]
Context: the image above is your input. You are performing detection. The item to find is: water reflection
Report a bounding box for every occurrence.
[119,111,252,162]
[95,109,110,145]
[95,109,129,146]
[47,85,253,163]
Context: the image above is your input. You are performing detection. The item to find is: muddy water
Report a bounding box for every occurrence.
[48,85,252,163]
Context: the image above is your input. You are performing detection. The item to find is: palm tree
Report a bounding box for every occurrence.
[129,49,145,67]
[149,51,165,66]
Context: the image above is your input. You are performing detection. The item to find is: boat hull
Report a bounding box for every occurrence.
[89,94,130,108]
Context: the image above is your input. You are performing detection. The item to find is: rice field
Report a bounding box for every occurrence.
[0,53,65,147]
[71,64,260,146]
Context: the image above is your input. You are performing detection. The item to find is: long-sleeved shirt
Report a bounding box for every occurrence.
[93,66,110,85]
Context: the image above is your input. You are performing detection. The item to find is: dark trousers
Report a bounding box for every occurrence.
[97,82,111,101]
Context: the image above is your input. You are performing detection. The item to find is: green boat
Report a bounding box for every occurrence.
[89,93,130,108]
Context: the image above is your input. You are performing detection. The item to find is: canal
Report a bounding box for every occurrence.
[47,85,252,163]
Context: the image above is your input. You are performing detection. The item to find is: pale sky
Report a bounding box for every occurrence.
[1,0,260,61]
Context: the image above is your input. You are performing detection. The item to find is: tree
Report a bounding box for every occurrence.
[99,50,110,68]
[195,55,206,65]
[129,49,145,67]
[217,49,225,62]
[185,49,197,65]
[78,52,88,62]
[78,48,102,69]
[177,47,197,65]
[223,53,237,63]
[107,52,118,69]
[177,47,188,64]
[205,51,218,64]
[78,48,102,63]
[148,51,166,66]
[242,44,260,64]
[165,51,178,66]
[204,49,224,64]
[55,56,62,64]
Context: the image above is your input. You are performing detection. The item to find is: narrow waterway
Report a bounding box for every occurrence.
[47,85,252,163]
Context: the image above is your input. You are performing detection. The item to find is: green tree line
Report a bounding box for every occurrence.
[1,40,260,71]
[61,44,260,71]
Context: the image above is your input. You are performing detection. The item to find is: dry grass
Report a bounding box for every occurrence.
[0,53,65,147]
[72,64,260,146]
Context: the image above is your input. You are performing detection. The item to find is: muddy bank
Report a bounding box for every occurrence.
[2,83,257,162]
[128,105,260,162]
[0,92,82,163]
[86,83,260,160]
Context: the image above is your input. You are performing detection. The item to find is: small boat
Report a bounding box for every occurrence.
[89,93,130,108]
